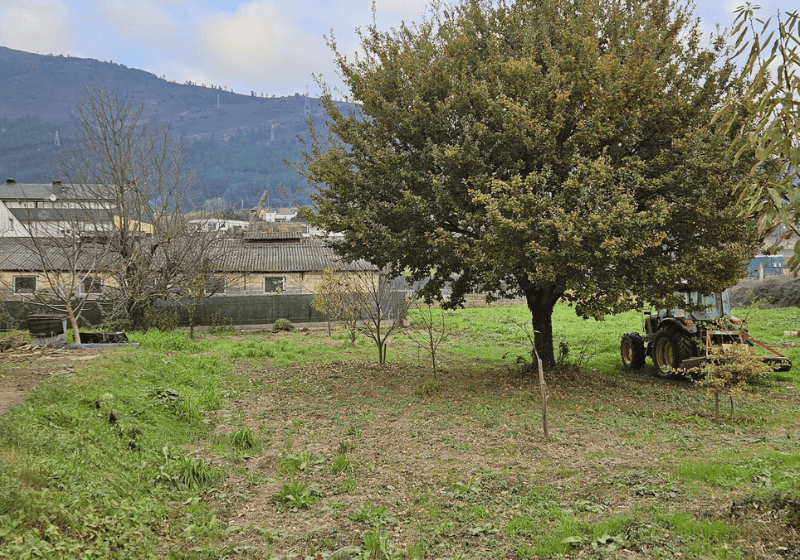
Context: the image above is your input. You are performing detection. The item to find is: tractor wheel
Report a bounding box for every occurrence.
[652,328,692,378]
[620,332,646,370]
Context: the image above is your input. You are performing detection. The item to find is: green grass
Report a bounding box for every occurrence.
[1,303,798,558]
[0,329,228,559]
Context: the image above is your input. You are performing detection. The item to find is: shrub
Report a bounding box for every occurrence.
[271,318,295,332]
[209,313,235,333]
[696,343,773,422]
[144,307,180,331]
[730,276,800,308]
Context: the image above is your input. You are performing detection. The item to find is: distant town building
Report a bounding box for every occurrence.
[0,179,116,237]
[748,255,786,279]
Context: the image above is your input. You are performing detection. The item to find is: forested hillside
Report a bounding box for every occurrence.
[186,128,313,209]
[0,116,64,183]
[0,47,347,210]
[0,115,314,209]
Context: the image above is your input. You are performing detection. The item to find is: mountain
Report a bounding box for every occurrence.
[0,46,348,210]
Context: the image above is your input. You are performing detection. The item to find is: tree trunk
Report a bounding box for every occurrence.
[378,340,385,364]
[518,279,563,369]
[66,302,81,345]
[127,297,146,330]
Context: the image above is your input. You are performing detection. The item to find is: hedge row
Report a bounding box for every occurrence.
[730,276,800,308]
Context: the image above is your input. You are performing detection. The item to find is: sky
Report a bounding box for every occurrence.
[0,0,788,99]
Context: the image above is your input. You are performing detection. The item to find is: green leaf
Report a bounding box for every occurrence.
[562,535,584,546]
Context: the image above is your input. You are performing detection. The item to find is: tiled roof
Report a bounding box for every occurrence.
[0,181,105,202]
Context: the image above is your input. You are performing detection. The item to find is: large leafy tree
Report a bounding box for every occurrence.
[301,0,760,366]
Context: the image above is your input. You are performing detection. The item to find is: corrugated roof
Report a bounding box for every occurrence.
[0,237,101,271]
[214,238,372,272]
[244,231,303,241]
[0,237,374,273]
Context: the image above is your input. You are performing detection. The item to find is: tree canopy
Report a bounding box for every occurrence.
[301,0,762,366]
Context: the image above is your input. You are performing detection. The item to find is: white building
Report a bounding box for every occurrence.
[0,179,116,237]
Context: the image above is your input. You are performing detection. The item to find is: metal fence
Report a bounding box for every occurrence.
[1,294,329,331]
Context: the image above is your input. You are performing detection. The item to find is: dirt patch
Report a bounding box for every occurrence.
[0,338,101,415]
[209,359,800,558]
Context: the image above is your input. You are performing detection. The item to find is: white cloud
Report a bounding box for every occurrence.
[373,0,432,22]
[0,0,73,54]
[93,0,179,44]
[198,1,333,93]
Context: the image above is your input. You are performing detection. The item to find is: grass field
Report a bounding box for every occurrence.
[0,302,798,559]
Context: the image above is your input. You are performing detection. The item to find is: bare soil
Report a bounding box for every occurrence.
[0,338,101,415]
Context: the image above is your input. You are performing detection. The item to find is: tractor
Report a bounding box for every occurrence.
[620,290,791,377]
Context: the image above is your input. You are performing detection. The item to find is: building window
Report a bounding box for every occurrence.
[205,276,226,295]
[80,276,103,294]
[263,276,285,294]
[14,276,37,294]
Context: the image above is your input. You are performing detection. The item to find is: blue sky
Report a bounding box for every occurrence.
[0,0,787,99]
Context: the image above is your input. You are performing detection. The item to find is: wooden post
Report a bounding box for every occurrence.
[537,356,549,439]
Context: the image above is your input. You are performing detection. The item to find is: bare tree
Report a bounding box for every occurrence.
[407,301,448,379]
[18,212,112,344]
[58,83,221,328]
[356,269,414,364]
[312,267,362,343]
[352,266,412,364]
[312,264,413,363]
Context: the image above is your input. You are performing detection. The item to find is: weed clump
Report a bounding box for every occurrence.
[277,450,321,476]
[414,379,442,398]
[731,492,800,529]
[156,447,222,490]
[230,426,258,451]
[330,453,353,474]
[272,479,322,509]
[228,342,274,359]
[136,329,203,352]
[271,318,295,332]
